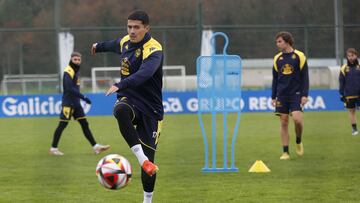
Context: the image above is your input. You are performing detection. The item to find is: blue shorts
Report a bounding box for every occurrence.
[275,96,303,115]
[114,97,163,151]
[60,105,86,121]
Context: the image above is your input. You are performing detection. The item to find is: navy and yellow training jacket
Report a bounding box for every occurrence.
[339,59,360,98]
[271,50,309,99]
[62,63,86,106]
[95,33,164,120]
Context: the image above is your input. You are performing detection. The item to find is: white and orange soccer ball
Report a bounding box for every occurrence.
[96,154,132,190]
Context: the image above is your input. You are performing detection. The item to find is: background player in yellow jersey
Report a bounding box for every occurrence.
[49,52,110,156]
[339,48,360,136]
[271,31,309,160]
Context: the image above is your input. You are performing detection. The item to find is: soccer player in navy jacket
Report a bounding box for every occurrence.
[339,48,360,136]
[91,11,163,203]
[271,31,309,160]
[50,52,110,156]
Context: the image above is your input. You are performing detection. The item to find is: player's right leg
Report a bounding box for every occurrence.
[50,121,68,155]
[279,114,290,160]
[113,98,139,147]
[113,98,156,173]
[275,98,290,160]
[50,106,71,156]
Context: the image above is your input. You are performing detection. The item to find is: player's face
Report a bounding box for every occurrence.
[346,52,358,64]
[71,56,81,65]
[127,20,149,43]
[276,37,289,51]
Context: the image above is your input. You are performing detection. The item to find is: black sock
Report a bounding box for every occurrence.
[78,119,97,146]
[141,146,156,192]
[296,137,302,144]
[113,103,140,148]
[283,146,289,153]
[51,121,68,148]
[352,124,357,131]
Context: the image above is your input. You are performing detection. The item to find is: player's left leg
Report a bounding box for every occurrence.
[292,111,304,155]
[135,113,161,178]
[75,106,110,154]
[136,114,162,203]
[77,118,96,146]
[141,146,157,203]
[348,109,357,135]
[346,98,358,135]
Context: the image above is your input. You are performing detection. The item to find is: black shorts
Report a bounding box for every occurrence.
[114,97,163,151]
[60,105,86,121]
[275,96,303,115]
[345,97,360,109]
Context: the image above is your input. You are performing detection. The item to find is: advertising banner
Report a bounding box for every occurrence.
[0,90,344,118]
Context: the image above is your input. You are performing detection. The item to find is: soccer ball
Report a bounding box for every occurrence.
[96,154,132,190]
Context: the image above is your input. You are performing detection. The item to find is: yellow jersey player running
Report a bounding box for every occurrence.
[271,31,309,160]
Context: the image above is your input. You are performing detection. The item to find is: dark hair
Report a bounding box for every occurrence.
[128,10,149,25]
[346,48,358,56]
[71,51,81,58]
[275,31,294,46]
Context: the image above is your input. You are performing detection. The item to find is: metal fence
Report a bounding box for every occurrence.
[2,24,359,76]
[1,0,359,95]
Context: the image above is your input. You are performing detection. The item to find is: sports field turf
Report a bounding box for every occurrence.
[0,112,359,203]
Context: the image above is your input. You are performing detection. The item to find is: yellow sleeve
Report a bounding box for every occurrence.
[294,50,307,70]
[273,52,282,72]
[142,38,162,60]
[64,66,75,79]
[340,64,348,76]
[120,35,130,51]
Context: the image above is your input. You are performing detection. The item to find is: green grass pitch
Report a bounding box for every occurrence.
[0,112,359,203]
